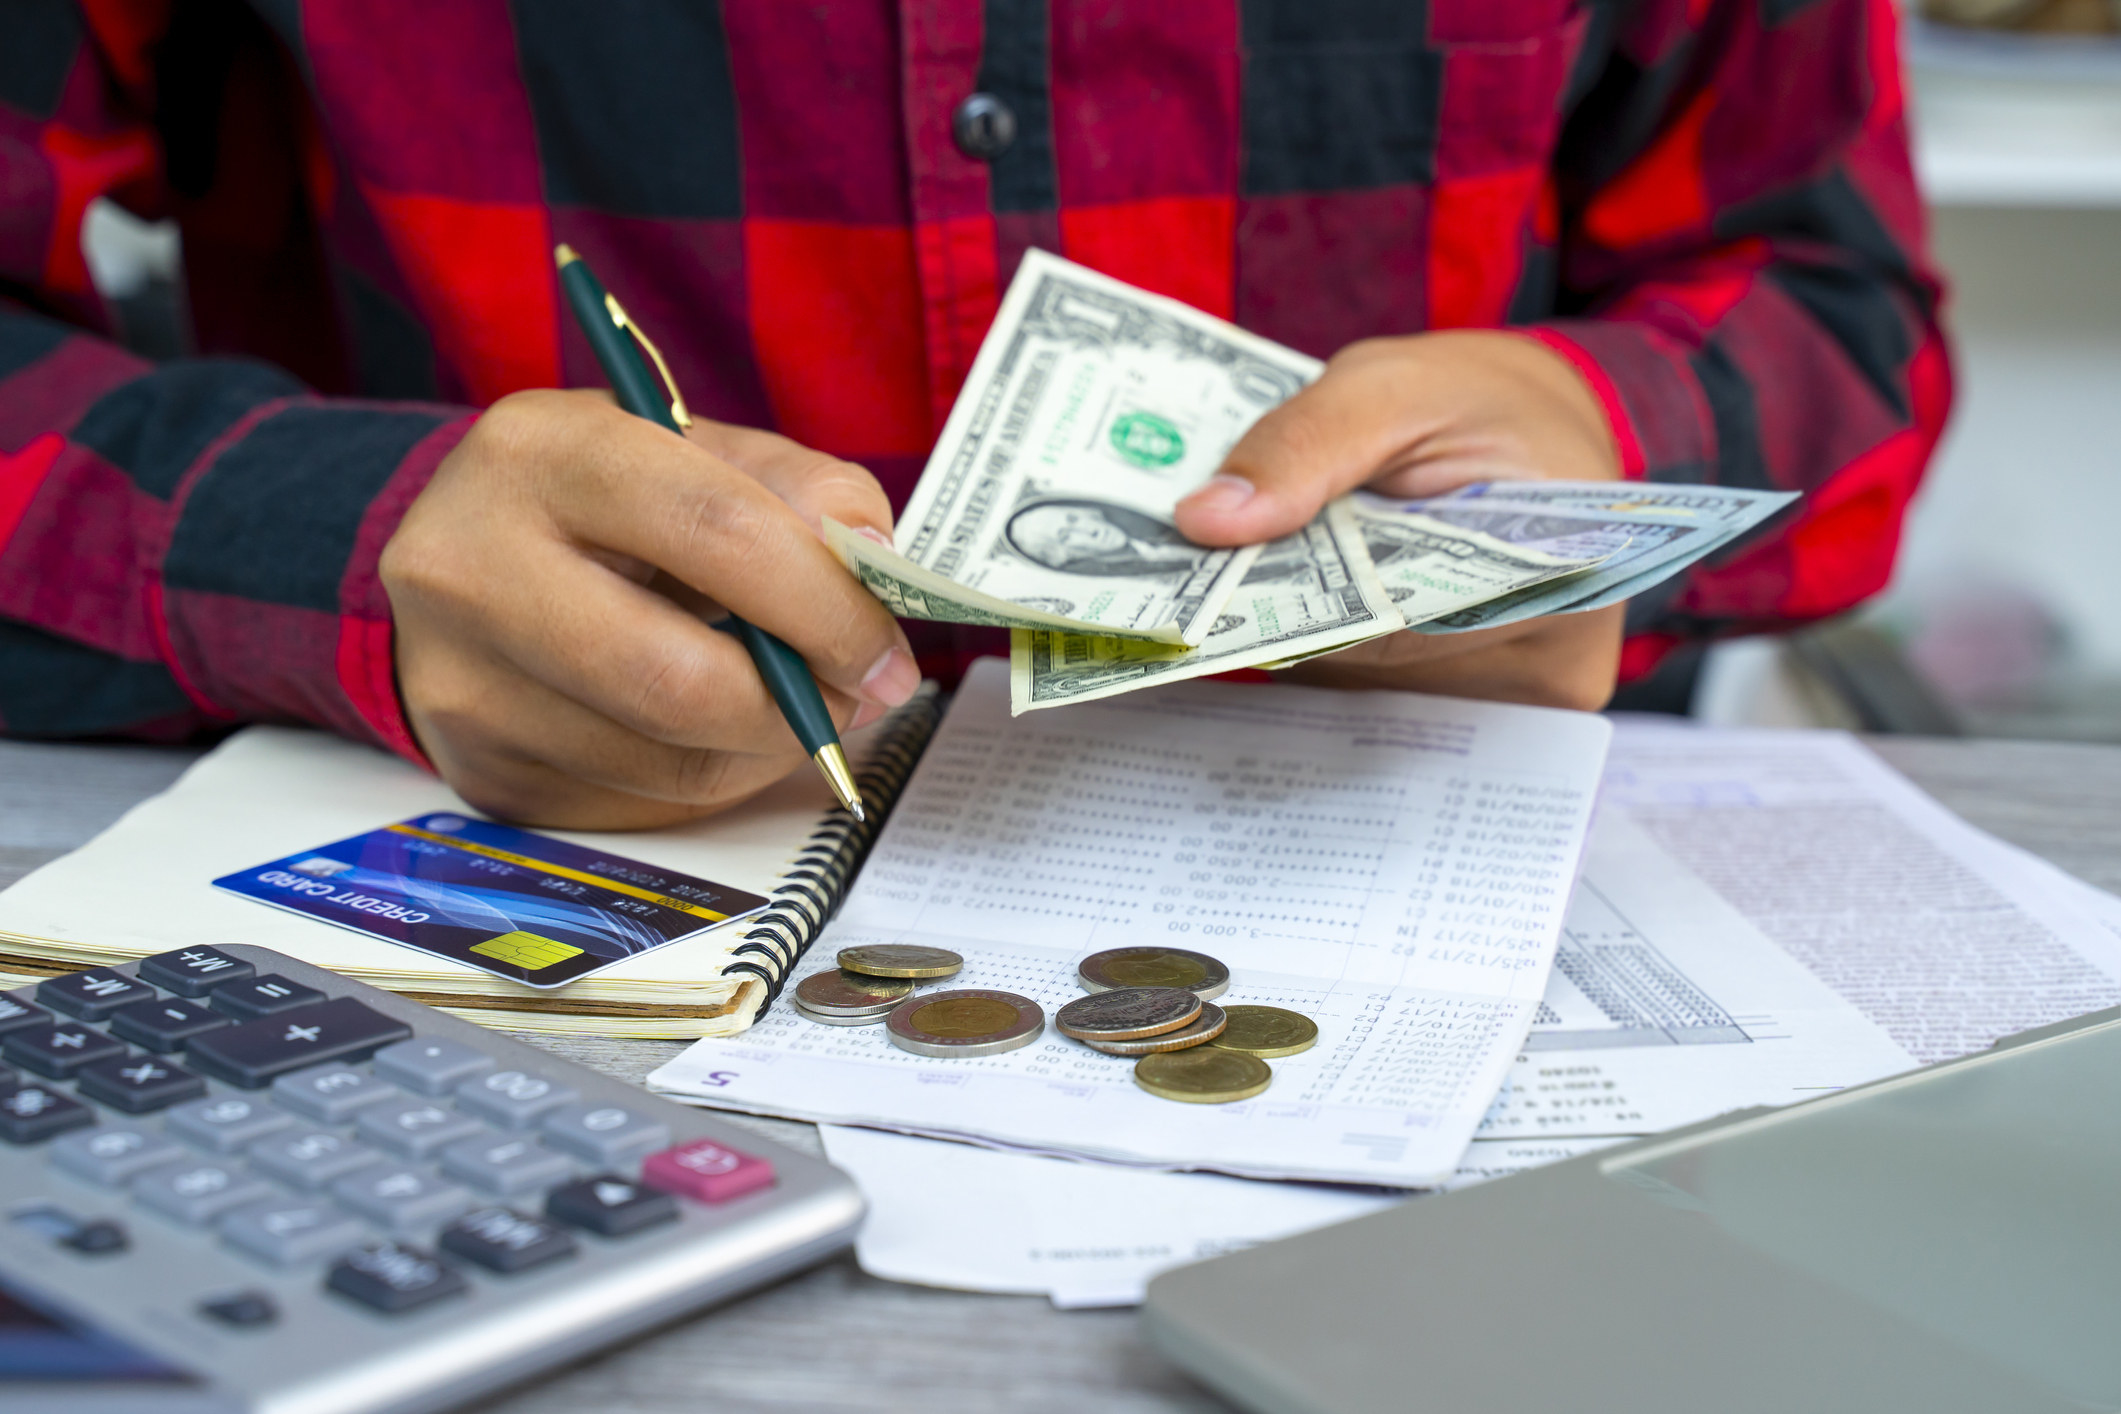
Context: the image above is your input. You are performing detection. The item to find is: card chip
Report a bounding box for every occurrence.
[470,932,584,970]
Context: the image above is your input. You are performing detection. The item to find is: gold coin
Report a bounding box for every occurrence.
[910,997,1019,1036]
[1078,1004,1226,1056]
[1133,1047,1272,1104]
[838,944,964,979]
[1210,1005,1319,1059]
[1077,947,1230,1000]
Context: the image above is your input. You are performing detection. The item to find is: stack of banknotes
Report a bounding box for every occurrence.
[828,251,1797,713]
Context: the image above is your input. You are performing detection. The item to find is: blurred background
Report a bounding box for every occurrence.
[79,3,2121,742]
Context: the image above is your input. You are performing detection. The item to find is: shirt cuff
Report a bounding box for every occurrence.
[153,400,473,770]
[1515,321,1717,483]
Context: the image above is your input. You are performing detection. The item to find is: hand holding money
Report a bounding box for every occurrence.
[831,252,1796,713]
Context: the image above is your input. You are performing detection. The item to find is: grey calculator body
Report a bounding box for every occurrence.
[1145,1004,2121,1414]
[0,945,862,1414]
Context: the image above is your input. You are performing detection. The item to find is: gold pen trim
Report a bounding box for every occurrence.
[813,743,865,821]
[602,292,693,430]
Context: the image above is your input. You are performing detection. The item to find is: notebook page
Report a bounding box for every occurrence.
[652,659,1612,1186]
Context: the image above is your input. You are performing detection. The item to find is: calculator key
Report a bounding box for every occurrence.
[332,1166,475,1233]
[453,1068,576,1128]
[61,1219,129,1255]
[326,1242,466,1314]
[373,1037,494,1096]
[186,999,412,1089]
[209,974,326,1020]
[109,997,229,1053]
[546,1175,678,1237]
[357,1098,487,1159]
[139,947,256,998]
[5,1023,126,1079]
[198,1290,278,1328]
[271,1064,401,1122]
[438,1133,574,1197]
[0,1083,94,1143]
[0,994,52,1037]
[51,1125,185,1185]
[539,1104,669,1164]
[75,1055,206,1114]
[249,1128,384,1190]
[439,1207,575,1274]
[220,1197,368,1268]
[641,1139,777,1205]
[167,1095,293,1153]
[133,1161,274,1225]
[38,970,157,1022]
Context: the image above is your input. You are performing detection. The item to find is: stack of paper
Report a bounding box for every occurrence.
[650,660,1614,1187]
[735,721,2121,1306]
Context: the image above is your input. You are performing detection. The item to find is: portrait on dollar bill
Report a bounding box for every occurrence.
[1003,498,1200,580]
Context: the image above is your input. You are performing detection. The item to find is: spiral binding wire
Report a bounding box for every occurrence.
[721,688,945,1010]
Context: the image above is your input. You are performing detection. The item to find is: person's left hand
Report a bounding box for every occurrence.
[1173,329,1627,712]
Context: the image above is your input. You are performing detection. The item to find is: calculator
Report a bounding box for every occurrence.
[0,945,863,1414]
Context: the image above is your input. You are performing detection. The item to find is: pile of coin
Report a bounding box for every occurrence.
[1065,947,1318,1105]
[791,945,963,1025]
[788,941,1318,1101]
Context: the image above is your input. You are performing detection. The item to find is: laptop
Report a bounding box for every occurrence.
[1145,1005,2121,1414]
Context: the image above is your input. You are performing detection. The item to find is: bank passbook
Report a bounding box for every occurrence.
[213,813,770,988]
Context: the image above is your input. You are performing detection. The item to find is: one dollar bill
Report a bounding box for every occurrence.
[831,249,1322,645]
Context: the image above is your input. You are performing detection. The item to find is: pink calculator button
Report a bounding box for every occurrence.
[642,1139,776,1203]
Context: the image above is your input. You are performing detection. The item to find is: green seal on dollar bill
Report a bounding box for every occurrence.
[1108,411,1185,468]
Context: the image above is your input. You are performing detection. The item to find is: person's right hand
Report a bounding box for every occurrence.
[380,389,920,830]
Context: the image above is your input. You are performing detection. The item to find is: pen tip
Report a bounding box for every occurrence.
[553,243,579,269]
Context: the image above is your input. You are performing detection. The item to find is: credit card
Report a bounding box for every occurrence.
[214,813,772,988]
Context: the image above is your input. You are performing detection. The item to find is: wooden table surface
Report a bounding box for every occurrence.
[5,730,2120,1414]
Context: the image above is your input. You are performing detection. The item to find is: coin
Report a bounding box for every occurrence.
[790,1000,889,1027]
[1054,987,1202,1042]
[794,969,915,1017]
[838,944,965,980]
[1077,1004,1227,1056]
[1077,947,1230,1000]
[1210,1005,1319,1059]
[1133,1047,1273,1104]
[886,989,1044,1058]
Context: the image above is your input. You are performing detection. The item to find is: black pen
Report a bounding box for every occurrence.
[553,244,865,820]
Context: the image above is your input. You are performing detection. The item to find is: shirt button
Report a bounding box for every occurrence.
[952,92,1017,161]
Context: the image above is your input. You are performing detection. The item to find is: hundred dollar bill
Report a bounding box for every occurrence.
[1411,482,1800,632]
[1011,501,1400,712]
[831,249,1322,645]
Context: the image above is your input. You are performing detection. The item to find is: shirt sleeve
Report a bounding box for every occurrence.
[1527,0,1950,680]
[0,5,469,759]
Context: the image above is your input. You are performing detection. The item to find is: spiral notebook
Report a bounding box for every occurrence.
[0,690,941,1038]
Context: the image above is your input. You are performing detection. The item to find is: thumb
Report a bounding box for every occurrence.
[1174,356,1432,546]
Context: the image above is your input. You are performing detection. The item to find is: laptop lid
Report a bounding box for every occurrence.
[1145,1006,2121,1414]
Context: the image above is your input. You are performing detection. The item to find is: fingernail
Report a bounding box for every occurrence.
[854,525,892,546]
[1185,474,1257,515]
[850,700,886,730]
[861,646,919,707]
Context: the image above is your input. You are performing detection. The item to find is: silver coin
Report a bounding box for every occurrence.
[1077,1004,1228,1056]
[885,990,1044,1058]
[1054,987,1201,1041]
[794,969,915,1017]
[790,1000,889,1027]
[1077,947,1230,1000]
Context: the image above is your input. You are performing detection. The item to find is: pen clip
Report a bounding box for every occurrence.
[603,293,693,430]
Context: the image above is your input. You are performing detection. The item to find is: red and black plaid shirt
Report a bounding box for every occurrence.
[0,0,1949,756]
